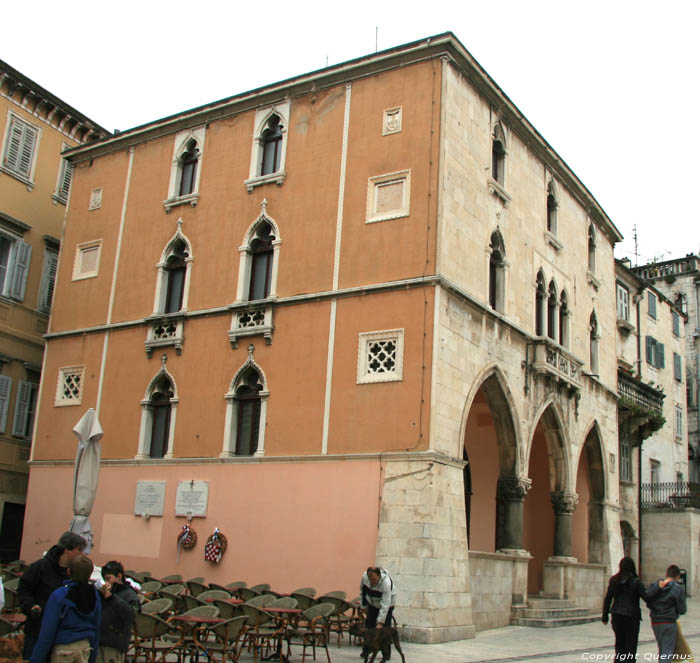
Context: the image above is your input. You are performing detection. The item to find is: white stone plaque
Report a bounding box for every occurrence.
[175,480,209,518]
[134,481,166,517]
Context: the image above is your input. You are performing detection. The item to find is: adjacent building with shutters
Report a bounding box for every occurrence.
[0,59,107,561]
[23,33,690,637]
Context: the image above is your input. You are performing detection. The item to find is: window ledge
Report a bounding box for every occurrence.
[163,193,200,213]
[587,270,601,290]
[544,231,563,251]
[52,194,68,206]
[487,178,511,206]
[54,399,82,408]
[617,319,635,334]
[0,166,35,190]
[245,171,286,192]
[229,305,273,348]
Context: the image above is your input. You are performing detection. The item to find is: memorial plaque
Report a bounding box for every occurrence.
[175,480,209,518]
[134,481,166,517]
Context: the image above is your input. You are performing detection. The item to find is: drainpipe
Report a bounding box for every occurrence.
[635,293,644,577]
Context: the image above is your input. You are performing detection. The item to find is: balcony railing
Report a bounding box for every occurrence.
[641,481,700,510]
[618,371,664,415]
[633,255,698,281]
[530,339,582,391]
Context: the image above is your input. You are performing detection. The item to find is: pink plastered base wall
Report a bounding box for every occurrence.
[22,460,381,596]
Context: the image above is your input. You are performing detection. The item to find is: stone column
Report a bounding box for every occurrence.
[550,491,579,558]
[497,477,531,551]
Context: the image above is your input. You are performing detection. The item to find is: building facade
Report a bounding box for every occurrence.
[24,34,627,640]
[0,59,107,561]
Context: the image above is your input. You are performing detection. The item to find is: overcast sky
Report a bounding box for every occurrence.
[5,1,697,264]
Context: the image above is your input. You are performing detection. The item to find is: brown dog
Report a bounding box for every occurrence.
[349,623,405,663]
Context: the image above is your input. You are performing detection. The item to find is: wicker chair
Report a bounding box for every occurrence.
[141,598,174,616]
[132,613,179,663]
[200,616,250,663]
[285,603,335,663]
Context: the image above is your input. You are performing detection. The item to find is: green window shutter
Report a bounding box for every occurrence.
[657,343,665,370]
[58,159,74,200]
[18,124,37,177]
[12,379,32,437]
[9,240,31,301]
[4,120,24,171]
[0,375,12,433]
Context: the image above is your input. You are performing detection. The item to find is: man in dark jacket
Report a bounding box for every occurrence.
[97,561,139,663]
[647,564,687,661]
[18,532,87,660]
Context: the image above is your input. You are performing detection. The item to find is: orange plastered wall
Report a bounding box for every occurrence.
[22,460,381,596]
[339,60,440,287]
[328,287,433,454]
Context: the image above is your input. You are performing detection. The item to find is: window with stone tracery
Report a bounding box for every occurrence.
[55,366,84,406]
[357,329,404,384]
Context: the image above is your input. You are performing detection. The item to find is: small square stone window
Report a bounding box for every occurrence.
[72,240,102,280]
[357,329,404,384]
[366,170,410,224]
[55,366,84,406]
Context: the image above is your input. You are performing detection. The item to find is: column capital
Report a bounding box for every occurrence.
[550,491,579,515]
[497,476,532,502]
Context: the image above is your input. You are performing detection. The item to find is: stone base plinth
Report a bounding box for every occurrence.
[400,624,476,643]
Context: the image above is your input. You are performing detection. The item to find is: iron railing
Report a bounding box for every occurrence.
[633,255,698,281]
[641,481,700,510]
[618,371,664,415]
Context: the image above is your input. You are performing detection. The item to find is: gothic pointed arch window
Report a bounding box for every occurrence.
[491,123,506,185]
[231,203,281,348]
[137,371,178,460]
[559,290,569,348]
[246,102,290,191]
[547,181,558,234]
[547,280,558,340]
[146,224,192,356]
[588,223,596,273]
[590,311,600,374]
[260,115,283,176]
[535,270,546,336]
[164,127,205,211]
[178,139,199,197]
[248,222,274,301]
[164,239,187,313]
[489,231,506,312]
[222,356,269,458]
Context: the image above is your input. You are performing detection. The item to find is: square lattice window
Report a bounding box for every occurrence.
[55,366,84,406]
[357,329,404,384]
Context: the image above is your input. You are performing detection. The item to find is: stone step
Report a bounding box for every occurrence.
[525,597,577,609]
[511,613,601,628]
[512,606,593,620]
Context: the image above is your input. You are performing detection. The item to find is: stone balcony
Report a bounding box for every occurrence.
[529,339,582,392]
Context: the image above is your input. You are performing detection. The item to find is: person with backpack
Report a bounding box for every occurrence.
[646,564,687,661]
[601,556,647,661]
[30,554,101,663]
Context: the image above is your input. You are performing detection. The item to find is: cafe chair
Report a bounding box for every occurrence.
[236,587,260,602]
[285,603,335,663]
[248,583,271,593]
[186,579,208,597]
[132,613,180,663]
[244,594,275,608]
[290,593,317,611]
[198,589,231,602]
[239,604,284,663]
[141,598,174,616]
[291,587,317,597]
[213,599,242,620]
[201,616,249,663]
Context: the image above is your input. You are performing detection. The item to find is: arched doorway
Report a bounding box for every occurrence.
[463,372,518,552]
[572,426,607,563]
[524,404,567,593]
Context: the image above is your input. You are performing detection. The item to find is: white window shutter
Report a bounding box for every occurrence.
[0,375,12,433]
[18,124,37,177]
[12,379,31,437]
[4,120,24,171]
[9,240,31,301]
[39,249,58,312]
[58,159,74,200]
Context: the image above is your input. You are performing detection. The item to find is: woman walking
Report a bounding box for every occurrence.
[602,557,647,662]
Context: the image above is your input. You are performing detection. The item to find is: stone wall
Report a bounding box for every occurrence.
[543,558,606,612]
[642,508,700,597]
[469,550,530,631]
[376,453,475,643]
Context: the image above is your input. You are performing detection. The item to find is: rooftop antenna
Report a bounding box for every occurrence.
[633,224,639,266]
[375,26,378,53]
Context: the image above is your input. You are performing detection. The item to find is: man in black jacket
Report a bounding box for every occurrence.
[647,564,687,661]
[18,532,87,660]
[97,561,139,663]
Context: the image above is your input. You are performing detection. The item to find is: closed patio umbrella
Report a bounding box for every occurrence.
[68,408,103,553]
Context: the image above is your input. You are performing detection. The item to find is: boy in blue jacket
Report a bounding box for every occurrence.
[646,564,687,662]
[30,555,101,663]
